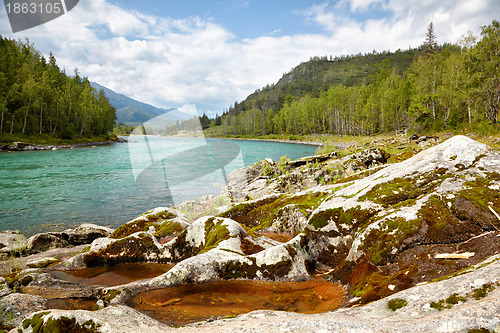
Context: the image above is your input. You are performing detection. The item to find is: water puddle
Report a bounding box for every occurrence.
[46,297,98,311]
[50,262,173,286]
[128,279,345,326]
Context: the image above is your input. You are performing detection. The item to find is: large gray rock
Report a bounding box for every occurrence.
[26,233,70,254]
[66,223,114,245]
[0,293,47,328]
[228,158,279,202]
[0,231,27,259]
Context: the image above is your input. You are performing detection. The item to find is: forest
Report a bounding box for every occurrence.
[0,36,116,141]
[204,21,499,136]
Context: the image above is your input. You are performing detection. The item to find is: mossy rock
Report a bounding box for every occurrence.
[110,211,177,239]
[83,233,160,267]
[360,217,421,264]
[221,191,331,232]
[308,206,378,233]
[359,169,449,207]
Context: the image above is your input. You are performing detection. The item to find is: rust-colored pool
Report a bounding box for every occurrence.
[50,262,173,287]
[128,279,345,326]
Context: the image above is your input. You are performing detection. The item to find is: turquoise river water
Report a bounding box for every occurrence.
[0,137,317,236]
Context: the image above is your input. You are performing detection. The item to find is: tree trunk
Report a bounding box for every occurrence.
[39,90,44,134]
[10,113,14,134]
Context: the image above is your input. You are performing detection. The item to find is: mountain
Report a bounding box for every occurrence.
[225,48,419,116]
[90,82,192,126]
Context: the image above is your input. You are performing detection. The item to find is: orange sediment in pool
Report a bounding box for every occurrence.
[50,262,174,287]
[128,279,345,326]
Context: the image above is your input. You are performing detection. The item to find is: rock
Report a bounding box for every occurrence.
[341,147,390,168]
[268,205,308,236]
[0,230,27,259]
[26,257,61,268]
[0,293,47,328]
[304,135,499,303]
[66,223,114,245]
[0,277,11,298]
[26,233,70,254]
[110,207,189,239]
[287,152,337,168]
[15,305,170,333]
[228,159,280,202]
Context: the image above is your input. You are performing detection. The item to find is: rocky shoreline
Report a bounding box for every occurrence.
[1,135,499,332]
[0,138,127,152]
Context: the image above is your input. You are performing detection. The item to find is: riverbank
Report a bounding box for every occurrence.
[0,133,125,148]
[0,137,127,152]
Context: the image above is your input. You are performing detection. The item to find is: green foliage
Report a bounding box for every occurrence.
[0,36,116,140]
[197,21,499,137]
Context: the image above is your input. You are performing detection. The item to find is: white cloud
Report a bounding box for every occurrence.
[0,0,498,115]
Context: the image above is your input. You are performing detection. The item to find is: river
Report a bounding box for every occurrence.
[0,137,317,236]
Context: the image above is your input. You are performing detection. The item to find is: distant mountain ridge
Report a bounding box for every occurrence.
[90,82,192,126]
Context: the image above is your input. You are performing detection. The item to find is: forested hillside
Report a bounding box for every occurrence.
[0,37,116,141]
[209,21,499,136]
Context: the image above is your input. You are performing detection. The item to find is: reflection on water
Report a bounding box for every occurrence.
[128,279,345,326]
[50,262,173,286]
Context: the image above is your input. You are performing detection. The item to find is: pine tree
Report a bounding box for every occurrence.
[424,22,438,53]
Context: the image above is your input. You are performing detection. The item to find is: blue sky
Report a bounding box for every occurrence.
[1,0,499,116]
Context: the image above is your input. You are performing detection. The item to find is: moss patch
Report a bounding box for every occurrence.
[453,173,500,231]
[308,206,378,233]
[110,211,177,239]
[220,192,329,232]
[153,221,183,239]
[387,299,408,311]
[200,219,230,254]
[359,169,449,207]
[431,293,467,311]
[472,283,496,300]
[22,312,100,333]
[360,217,421,264]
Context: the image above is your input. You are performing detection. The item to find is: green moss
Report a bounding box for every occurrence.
[199,219,230,254]
[359,169,449,207]
[472,283,495,300]
[153,221,182,239]
[387,299,408,311]
[308,209,332,229]
[430,293,467,311]
[220,191,329,231]
[446,293,467,305]
[459,173,500,213]
[103,289,121,302]
[23,313,100,333]
[430,300,445,311]
[361,217,421,264]
[110,211,177,239]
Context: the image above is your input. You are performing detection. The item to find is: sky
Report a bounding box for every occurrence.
[1,0,499,116]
